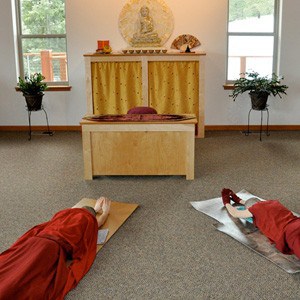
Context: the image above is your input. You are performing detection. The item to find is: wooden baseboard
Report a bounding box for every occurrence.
[205,125,300,131]
[0,125,81,131]
[0,125,299,132]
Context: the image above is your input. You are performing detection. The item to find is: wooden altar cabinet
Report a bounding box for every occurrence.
[84,52,206,137]
[80,116,197,180]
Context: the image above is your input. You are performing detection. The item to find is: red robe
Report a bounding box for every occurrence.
[248,200,299,255]
[0,208,98,300]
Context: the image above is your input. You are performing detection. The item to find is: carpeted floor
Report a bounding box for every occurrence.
[0,130,300,299]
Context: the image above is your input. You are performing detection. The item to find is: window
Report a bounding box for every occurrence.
[16,0,68,85]
[227,0,280,81]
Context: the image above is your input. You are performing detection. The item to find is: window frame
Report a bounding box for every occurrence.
[15,0,69,86]
[226,0,281,83]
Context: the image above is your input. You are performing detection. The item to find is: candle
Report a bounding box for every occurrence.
[97,40,109,50]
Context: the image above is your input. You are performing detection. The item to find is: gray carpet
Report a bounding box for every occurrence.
[0,130,300,299]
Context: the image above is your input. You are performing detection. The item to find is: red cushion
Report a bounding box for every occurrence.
[127,106,157,114]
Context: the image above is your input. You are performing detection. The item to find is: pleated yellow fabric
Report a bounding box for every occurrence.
[148,61,199,115]
[91,62,143,114]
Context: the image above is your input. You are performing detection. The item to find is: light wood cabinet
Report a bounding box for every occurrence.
[80,116,197,180]
[84,52,206,137]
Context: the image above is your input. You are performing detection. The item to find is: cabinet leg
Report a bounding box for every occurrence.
[82,130,93,180]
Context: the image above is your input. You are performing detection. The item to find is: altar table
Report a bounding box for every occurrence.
[80,115,197,180]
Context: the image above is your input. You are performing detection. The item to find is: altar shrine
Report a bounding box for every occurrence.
[84,52,206,137]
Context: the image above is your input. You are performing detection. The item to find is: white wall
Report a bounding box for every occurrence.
[0,0,299,126]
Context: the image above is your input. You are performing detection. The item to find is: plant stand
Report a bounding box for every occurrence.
[244,106,270,141]
[27,105,53,140]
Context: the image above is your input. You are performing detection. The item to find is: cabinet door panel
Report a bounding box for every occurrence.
[148,61,199,115]
[91,61,143,114]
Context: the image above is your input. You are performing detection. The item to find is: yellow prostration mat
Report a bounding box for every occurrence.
[73,198,138,252]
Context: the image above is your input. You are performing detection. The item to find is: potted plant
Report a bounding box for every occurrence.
[18,73,47,111]
[230,71,288,110]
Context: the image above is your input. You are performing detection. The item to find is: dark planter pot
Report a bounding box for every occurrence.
[249,92,269,110]
[24,93,44,111]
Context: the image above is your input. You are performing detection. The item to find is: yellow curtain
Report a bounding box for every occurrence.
[91,62,143,114]
[148,61,199,115]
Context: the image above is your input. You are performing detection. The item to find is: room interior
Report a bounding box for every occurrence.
[1,0,300,299]
[1,0,300,129]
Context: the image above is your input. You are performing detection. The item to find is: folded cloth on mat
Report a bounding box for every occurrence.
[190,190,300,274]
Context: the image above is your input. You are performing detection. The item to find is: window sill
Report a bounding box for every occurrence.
[223,84,234,90]
[15,86,72,92]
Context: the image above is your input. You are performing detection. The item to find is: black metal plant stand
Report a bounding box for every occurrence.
[244,106,270,141]
[27,105,53,140]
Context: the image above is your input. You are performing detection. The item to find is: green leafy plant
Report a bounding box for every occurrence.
[230,71,288,101]
[18,73,47,95]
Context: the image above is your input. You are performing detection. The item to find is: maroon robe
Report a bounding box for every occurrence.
[248,200,299,256]
[0,208,98,300]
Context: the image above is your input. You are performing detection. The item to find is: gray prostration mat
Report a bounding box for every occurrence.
[191,190,300,274]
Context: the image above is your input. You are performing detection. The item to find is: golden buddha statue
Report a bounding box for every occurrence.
[131,6,161,47]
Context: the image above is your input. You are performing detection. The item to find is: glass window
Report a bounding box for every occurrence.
[16,0,68,84]
[227,0,279,81]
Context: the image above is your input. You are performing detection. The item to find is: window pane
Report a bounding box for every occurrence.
[228,0,275,33]
[22,38,68,82]
[227,36,274,80]
[20,0,66,35]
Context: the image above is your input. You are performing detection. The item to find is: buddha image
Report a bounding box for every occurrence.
[131,5,161,47]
